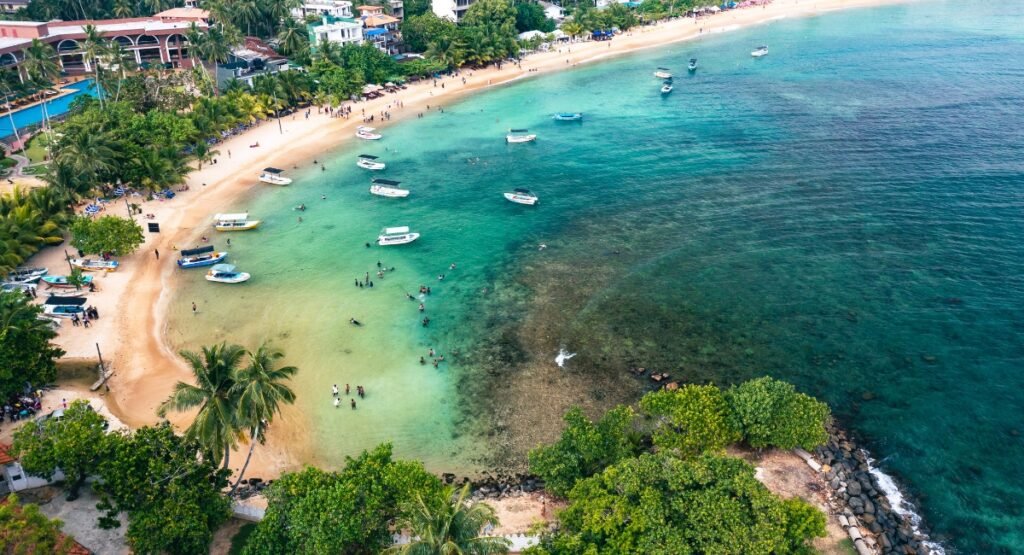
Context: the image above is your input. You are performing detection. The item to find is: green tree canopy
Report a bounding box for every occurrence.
[0,291,64,399]
[640,385,742,458]
[11,399,108,500]
[389,483,510,555]
[528,405,639,497]
[69,215,144,257]
[402,12,458,53]
[527,452,826,555]
[726,376,831,450]
[244,443,445,554]
[0,494,77,554]
[95,423,232,555]
[515,1,555,33]
[459,0,520,65]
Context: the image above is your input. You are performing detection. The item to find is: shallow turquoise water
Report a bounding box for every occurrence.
[170,1,1024,551]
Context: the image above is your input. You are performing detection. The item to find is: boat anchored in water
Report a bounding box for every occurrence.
[177,245,228,268]
[205,264,250,284]
[751,45,768,57]
[70,258,119,272]
[506,129,536,143]
[357,154,386,170]
[661,80,674,94]
[377,226,420,246]
[259,167,292,185]
[654,67,672,79]
[214,213,261,231]
[356,126,382,140]
[503,188,539,205]
[370,178,410,198]
[552,112,583,122]
[688,58,698,72]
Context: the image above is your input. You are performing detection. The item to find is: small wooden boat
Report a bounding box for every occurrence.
[357,154,386,170]
[503,188,539,205]
[70,258,119,272]
[41,274,94,288]
[751,45,768,58]
[370,178,410,198]
[214,213,261,231]
[177,245,228,268]
[654,67,672,79]
[205,264,250,284]
[552,112,583,122]
[258,167,292,185]
[688,58,698,72]
[377,226,420,246]
[6,267,47,283]
[661,80,674,94]
[506,129,536,143]
[356,126,382,140]
[2,282,37,294]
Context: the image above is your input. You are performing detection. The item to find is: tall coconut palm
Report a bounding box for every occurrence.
[21,39,59,89]
[103,41,137,103]
[55,132,116,189]
[229,343,297,492]
[389,484,511,555]
[191,141,219,169]
[198,24,238,96]
[276,17,309,57]
[112,0,135,17]
[80,24,108,109]
[158,342,247,467]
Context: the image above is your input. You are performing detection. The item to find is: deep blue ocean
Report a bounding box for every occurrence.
[173,1,1024,551]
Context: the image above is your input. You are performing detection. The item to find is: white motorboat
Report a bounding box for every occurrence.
[751,45,768,57]
[377,226,420,246]
[6,267,47,283]
[205,264,251,284]
[369,178,410,198]
[258,167,292,185]
[70,258,119,272]
[357,154,386,170]
[503,188,539,206]
[2,282,37,294]
[177,245,228,268]
[654,67,673,79]
[356,126,382,140]
[661,80,674,94]
[688,58,698,72]
[214,212,261,231]
[43,295,87,318]
[506,129,536,143]
[552,112,583,122]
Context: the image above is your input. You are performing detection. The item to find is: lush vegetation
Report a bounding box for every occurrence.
[389,483,511,554]
[0,291,64,400]
[69,215,144,256]
[0,187,65,277]
[0,494,78,554]
[526,378,831,553]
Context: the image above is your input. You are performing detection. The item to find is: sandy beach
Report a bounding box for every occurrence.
[24,0,911,480]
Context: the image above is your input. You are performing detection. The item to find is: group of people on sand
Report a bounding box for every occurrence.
[332,383,366,409]
[69,305,99,328]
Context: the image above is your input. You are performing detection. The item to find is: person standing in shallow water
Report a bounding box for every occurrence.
[350,398,356,409]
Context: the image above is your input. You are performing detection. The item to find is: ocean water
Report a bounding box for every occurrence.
[168,1,1024,551]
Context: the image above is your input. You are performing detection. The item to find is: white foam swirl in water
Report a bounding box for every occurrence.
[865,451,945,555]
[554,349,576,368]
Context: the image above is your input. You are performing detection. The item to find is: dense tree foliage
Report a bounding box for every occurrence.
[527,452,826,554]
[11,400,108,500]
[95,423,232,555]
[528,406,639,497]
[390,483,510,554]
[515,1,556,33]
[0,292,64,399]
[641,384,742,458]
[402,12,458,53]
[244,443,446,555]
[69,215,144,257]
[0,494,77,554]
[22,0,178,21]
[726,377,831,450]
[0,188,65,277]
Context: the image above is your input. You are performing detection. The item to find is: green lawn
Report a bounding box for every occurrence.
[23,135,49,164]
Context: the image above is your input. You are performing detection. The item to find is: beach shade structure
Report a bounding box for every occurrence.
[84,204,100,215]
[362,84,382,95]
[113,186,125,197]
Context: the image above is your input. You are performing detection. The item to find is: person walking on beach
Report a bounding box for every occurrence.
[332,384,339,397]
[155,249,159,260]
[192,302,197,314]
[345,384,350,395]
[350,398,356,409]
[334,397,340,408]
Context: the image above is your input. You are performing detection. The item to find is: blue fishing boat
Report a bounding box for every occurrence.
[177,245,228,268]
[552,112,583,121]
[41,274,94,288]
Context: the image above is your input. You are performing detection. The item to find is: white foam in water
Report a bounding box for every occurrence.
[864,451,946,555]
[554,349,576,368]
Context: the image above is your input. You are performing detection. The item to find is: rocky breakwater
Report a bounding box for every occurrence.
[449,471,545,502]
[811,425,939,555]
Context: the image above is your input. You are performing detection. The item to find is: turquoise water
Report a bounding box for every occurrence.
[169,1,1024,551]
[0,80,97,139]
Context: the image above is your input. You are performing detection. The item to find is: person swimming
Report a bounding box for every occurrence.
[349,318,362,326]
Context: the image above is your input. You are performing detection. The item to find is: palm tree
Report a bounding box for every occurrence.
[80,24,108,109]
[112,0,135,18]
[55,132,116,189]
[561,21,584,41]
[102,41,137,103]
[158,343,247,467]
[198,24,238,96]
[276,18,309,57]
[389,484,511,555]
[229,343,297,492]
[0,292,54,342]
[21,39,59,89]
[191,141,219,169]
[426,34,466,70]
[233,0,260,36]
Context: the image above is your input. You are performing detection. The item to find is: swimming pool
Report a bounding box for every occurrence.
[0,80,98,140]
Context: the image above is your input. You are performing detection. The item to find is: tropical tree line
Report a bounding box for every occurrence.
[19,0,180,22]
[524,377,832,553]
[0,291,64,400]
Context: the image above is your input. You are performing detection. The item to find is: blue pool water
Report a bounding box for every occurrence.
[0,79,97,139]
[170,1,1024,551]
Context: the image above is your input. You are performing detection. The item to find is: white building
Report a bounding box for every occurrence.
[308,15,363,49]
[431,0,476,21]
[292,0,354,20]
[1,442,64,494]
